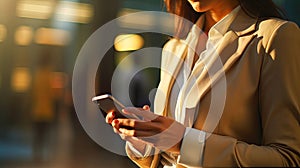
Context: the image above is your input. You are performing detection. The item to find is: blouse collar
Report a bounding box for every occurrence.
[190,6,241,39]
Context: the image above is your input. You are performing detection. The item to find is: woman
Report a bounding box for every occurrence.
[106,0,300,167]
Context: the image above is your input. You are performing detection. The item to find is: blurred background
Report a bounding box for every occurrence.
[0,0,298,167]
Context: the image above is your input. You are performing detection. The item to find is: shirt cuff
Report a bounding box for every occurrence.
[126,141,153,158]
[177,127,206,167]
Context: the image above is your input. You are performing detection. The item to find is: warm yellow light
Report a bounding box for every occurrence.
[114,34,144,52]
[16,0,55,19]
[15,26,33,46]
[55,1,94,24]
[35,27,70,46]
[11,67,32,92]
[0,24,7,42]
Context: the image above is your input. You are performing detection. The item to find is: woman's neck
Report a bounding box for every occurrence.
[204,1,239,34]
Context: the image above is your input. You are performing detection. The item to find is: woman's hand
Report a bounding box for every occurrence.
[107,106,186,154]
[106,106,150,155]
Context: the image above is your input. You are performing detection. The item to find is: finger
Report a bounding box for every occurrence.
[142,105,150,111]
[119,128,158,137]
[116,118,135,128]
[123,107,158,121]
[117,118,162,132]
[113,127,121,134]
[112,119,124,135]
[112,119,120,129]
[106,111,115,124]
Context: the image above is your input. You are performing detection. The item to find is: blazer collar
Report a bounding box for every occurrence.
[155,9,258,116]
[154,39,188,116]
[185,9,258,108]
[229,9,258,37]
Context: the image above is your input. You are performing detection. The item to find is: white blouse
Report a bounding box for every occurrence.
[168,6,241,168]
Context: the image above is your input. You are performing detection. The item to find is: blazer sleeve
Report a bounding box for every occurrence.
[201,21,300,167]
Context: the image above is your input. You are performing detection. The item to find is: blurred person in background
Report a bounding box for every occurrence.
[31,52,56,162]
[105,0,300,167]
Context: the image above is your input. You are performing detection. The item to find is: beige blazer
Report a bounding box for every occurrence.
[126,9,300,167]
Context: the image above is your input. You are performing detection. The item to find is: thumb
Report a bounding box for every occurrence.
[142,105,150,111]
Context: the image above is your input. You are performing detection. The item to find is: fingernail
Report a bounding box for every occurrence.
[122,109,127,114]
[113,119,119,125]
[112,119,118,127]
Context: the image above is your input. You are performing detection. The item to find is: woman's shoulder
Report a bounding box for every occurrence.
[162,38,187,56]
[163,38,184,49]
[257,18,299,48]
[160,38,188,66]
[257,18,299,37]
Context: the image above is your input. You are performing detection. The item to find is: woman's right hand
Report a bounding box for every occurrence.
[105,106,150,155]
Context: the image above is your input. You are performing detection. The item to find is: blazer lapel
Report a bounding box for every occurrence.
[155,9,258,118]
[185,9,258,109]
[154,39,188,115]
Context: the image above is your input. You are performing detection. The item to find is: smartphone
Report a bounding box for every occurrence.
[92,94,139,119]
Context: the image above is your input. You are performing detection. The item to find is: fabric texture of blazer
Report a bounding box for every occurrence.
[126,9,300,167]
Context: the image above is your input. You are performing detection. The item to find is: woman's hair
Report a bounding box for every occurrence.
[164,0,202,38]
[238,0,285,19]
[164,0,286,38]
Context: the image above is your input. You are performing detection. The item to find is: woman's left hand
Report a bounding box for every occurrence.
[112,106,186,154]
